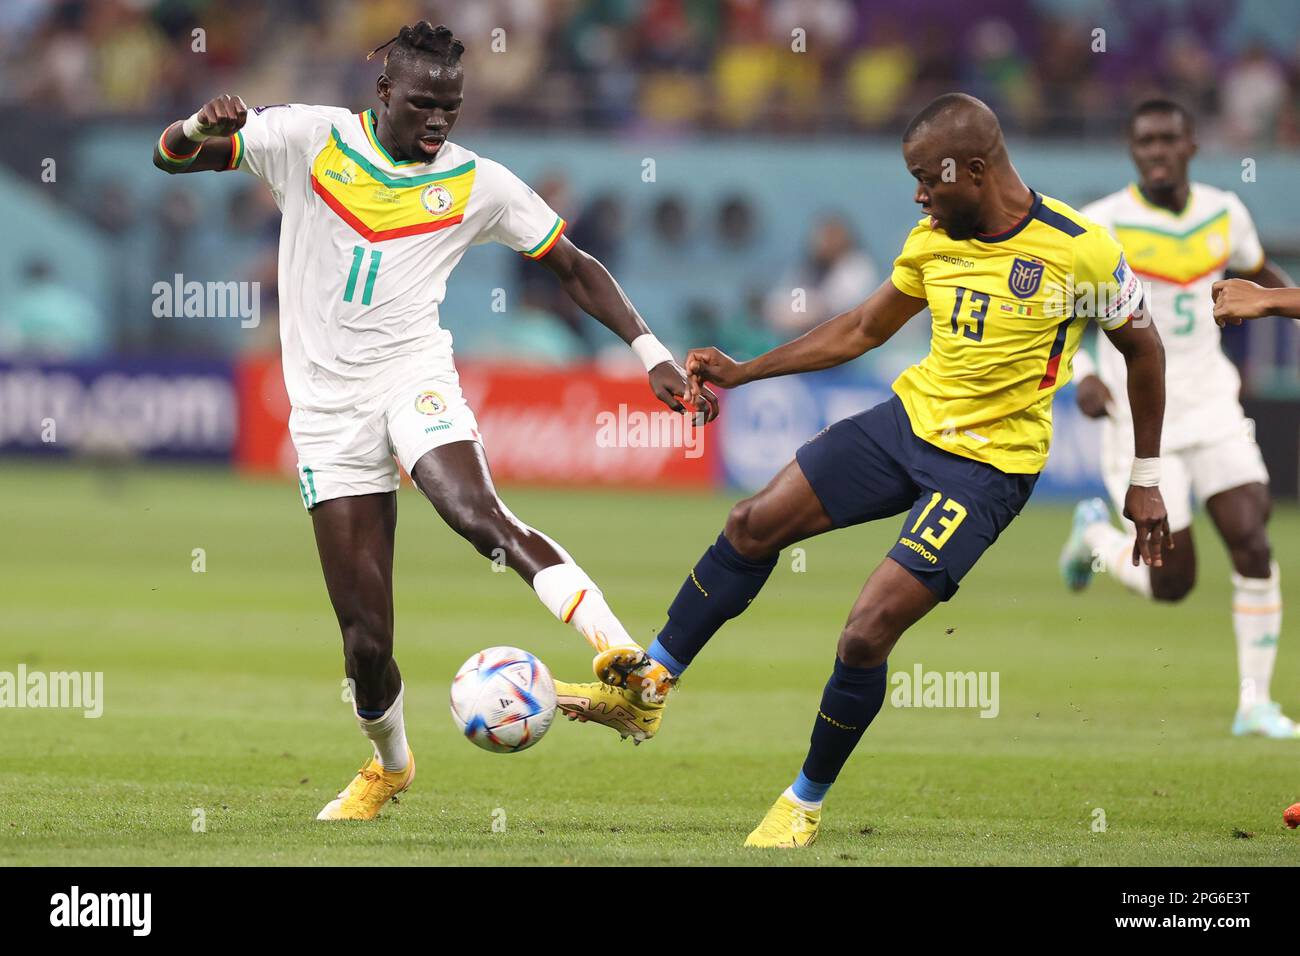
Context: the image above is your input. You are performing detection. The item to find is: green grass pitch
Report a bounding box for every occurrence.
[2,462,1298,866]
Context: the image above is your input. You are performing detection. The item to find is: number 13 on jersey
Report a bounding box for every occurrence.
[910,492,968,549]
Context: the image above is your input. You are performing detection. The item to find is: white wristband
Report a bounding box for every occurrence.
[181,111,218,141]
[1130,457,1161,487]
[630,334,674,372]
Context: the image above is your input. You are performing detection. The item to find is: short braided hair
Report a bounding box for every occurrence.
[368,20,464,74]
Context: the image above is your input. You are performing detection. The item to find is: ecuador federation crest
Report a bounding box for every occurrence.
[1008,257,1044,299]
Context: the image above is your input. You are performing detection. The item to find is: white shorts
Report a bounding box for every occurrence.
[289,368,481,510]
[1101,426,1269,533]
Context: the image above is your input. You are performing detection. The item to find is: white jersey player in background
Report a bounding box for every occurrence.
[1060,99,1297,737]
[153,21,712,818]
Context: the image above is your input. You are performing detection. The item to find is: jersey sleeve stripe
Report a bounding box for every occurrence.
[522,217,566,258]
[1036,318,1073,390]
[1032,204,1086,237]
[227,131,244,170]
[157,126,201,165]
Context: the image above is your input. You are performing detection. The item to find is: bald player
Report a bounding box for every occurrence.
[555,93,1170,847]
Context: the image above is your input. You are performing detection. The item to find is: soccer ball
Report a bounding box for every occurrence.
[450,646,557,753]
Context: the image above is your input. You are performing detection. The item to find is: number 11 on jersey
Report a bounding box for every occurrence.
[344,246,383,305]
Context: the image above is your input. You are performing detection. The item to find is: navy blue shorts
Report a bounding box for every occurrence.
[795,395,1038,601]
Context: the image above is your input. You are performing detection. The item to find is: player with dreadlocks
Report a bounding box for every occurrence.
[153,21,712,820]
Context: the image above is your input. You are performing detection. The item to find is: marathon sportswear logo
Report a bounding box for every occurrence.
[890,664,1000,718]
[49,886,151,936]
[415,391,447,415]
[897,536,938,565]
[931,252,975,269]
[0,665,103,718]
[1008,257,1044,298]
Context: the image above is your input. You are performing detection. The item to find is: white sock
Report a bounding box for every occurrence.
[356,683,409,772]
[1234,562,1282,712]
[1084,521,1152,597]
[532,562,638,652]
[782,785,822,811]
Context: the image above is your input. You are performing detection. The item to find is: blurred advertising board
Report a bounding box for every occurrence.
[0,358,236,460]
[714,367,1107,499]
[234,357,719,488]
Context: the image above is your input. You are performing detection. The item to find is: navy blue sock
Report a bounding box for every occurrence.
[793,658,889,803]
[647,532,777,676]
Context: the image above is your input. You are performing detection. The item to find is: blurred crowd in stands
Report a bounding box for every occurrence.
[0,0,1297,369]
[3,0,1299,143]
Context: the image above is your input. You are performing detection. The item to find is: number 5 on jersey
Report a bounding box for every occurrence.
[344,245,383,305]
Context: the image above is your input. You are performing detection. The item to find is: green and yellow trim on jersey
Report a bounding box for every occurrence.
[1113,207,1231,286]
[522,216,566,259]
[1126,182,1190,217]
[361,109,423,168]
[298,466,318,510]
[308,125,476,242]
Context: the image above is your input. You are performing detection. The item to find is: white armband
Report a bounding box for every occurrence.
[1130,457,1161,487]
[181,111,219,141]
[630,334,674,372]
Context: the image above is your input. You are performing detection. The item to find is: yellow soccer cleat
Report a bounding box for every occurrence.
[554,679,664,744]
[743,794,821,848]
[592,646,675,704]
[315,746,415,821]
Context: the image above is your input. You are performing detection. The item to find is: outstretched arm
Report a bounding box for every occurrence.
[682,279,927,403]
[535,236,717,421]
[1213,277,1300,324]
[152,94,247,174]
[1103,316,1172,568]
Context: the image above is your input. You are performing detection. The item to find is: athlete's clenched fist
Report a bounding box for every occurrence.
[187,94,248,139]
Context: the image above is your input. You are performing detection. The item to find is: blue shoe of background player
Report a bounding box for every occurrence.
[1060,497,1109,592]
[1232,701,1300,739]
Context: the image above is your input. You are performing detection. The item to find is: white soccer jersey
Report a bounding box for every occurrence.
[1082,182,1265,450]
[230,103,566,411]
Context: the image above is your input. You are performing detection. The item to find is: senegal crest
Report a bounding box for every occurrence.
[414,390,447,415]
[421,183,453,216]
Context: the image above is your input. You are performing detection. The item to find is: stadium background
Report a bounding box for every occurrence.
[2,0,1300,497]
[4,0,1300,868]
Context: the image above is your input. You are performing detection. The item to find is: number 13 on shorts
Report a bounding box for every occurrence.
[910,491,968,549]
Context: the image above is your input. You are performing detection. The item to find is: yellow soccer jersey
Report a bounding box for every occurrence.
[890,190,1142,474]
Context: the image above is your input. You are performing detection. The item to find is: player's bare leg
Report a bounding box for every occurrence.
[1148,528,1196,601]
[1207,483,1294,737]
[408,439,656,670]
[747,559,937,847]
[311,492,416,820]
[1062,497,1193,598]
[555,458,834,740]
